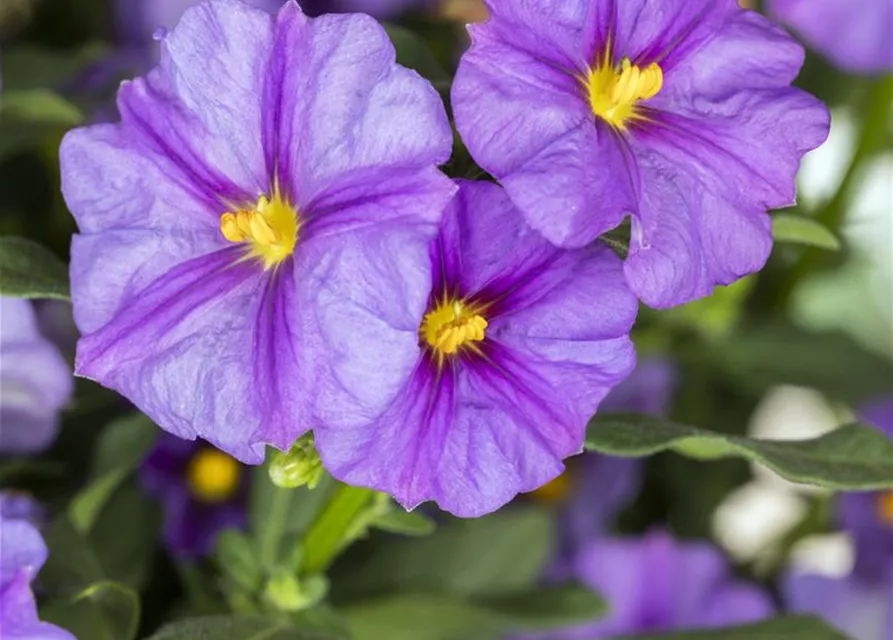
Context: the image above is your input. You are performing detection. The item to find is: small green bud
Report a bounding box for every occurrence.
[269,433,324,489]
[264,570,328,612]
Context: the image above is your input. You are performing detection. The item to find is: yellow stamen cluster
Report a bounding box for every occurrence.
[877,491,893,526]
[420,298,488,357]
[186,448,241,503]
[586,55,663,130]
[220,189,298,270]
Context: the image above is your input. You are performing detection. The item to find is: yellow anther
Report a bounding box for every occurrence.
[586,53,663,130]
[186,448,241,503]
[877,491,893,526]
[219,187,298,270]
[420,298,488,357]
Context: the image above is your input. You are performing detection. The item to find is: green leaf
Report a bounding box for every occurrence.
[480,584,607,629]
[336,508,554,600]
[609,616,849,639]
[69,413,158,534]
[707,323,893,403]
[383,24,450,87]
[372,509,436,536]
[0,236,70,300]
[0,89,83,156]
[42,581,140,640]
[40,516,106,593]
[772,213,841,250]
[300,484,377,575]
[345,594,504,640]
[586,413,893,490]
[146,615,342,640]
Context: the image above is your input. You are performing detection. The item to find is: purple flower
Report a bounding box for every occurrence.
[549,358,675,574]
[0,494,75,640]
[0,297,73,455]
[452,0,830,308]
[60,0,454,462]
[784,573,891,640]
[538,531,772,639]
[312,180,637,517]
[767,0,893,74]
[140,433,247,557]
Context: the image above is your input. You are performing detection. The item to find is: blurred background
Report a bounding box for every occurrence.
[0,0,891,639]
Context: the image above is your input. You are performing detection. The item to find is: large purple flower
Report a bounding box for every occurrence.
[0,494,75,640]
[312,180,637,517]
[60,0,454,462]
[767,0,893,74]
[140,434,248,557]
[537,531,772,639]
[452,0,830,307]
[0,297,73,455]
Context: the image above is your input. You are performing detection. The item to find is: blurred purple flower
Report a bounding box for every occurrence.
[784,398,893,640]
[767,0,893,74]
[139,434,247,557]
[453,0,830,308]
[536,531,772,639]
[313,180,638,516]
[0,494,74,640]
[60,1,453,462]
[0,297,73,455]
[548,359,675,572]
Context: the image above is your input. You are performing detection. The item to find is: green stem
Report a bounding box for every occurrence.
[773,76,893,307]
[300,483,376,575]
[259,484,292,570]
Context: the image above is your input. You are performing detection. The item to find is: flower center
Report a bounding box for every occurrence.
[220,188,298,270]
[877,491,893,526]
[586,56,663,130]
[420,298,488,356]
[186,448,241,503]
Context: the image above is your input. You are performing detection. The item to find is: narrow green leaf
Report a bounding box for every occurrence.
[146,615,341,640]
[481,584,607,629]
[336,508,554,600]
[772,213,841,250]
[69,413,158,534]
[1,89,83,124]
[301,484,377,574]
[0,236,69,300]
[372,509,436,536]
[608,616,849,639]
[41,581,140,640]
[586,413,893,490]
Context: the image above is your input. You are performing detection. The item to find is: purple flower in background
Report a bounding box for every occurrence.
[785,398,893,640]
[453,0,830,308]
[60,0,453,462]
[767,0,893,74]
[535,531,772,639]
[0,297,73,455]
[140,434,247,557]
[312,180,637,517]
[0,494,75,640]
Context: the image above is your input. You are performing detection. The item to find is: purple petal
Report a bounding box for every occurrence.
[116,0,277,202]
[0,517,46,587]
[0,298,72,455]
[622,148,773,308]
[768,0,893,74]
[266,5,452,206]
[0,570,75,640]
[784,572,893,640]
[75,249,309,461]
